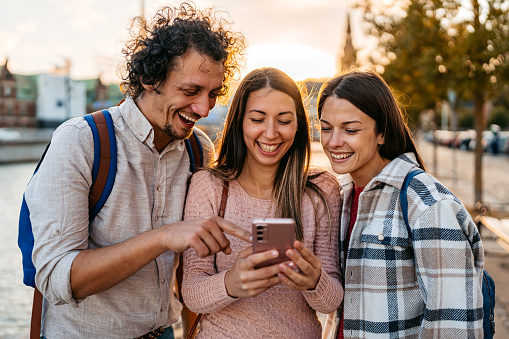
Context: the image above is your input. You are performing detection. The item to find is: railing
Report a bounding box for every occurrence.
[475,203,509,254]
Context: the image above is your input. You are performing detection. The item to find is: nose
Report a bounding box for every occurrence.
[326,130,345,148]
[191,95,216,118]
[264,120,278,139]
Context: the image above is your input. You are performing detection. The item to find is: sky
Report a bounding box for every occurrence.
[0,0,366,83]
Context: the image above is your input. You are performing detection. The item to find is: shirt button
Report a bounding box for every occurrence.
[161,278,166,284]
[157,186,162,192]
[378,234,384,241]
[161,306,166,312]
[155,216,159,222]
[52,229,59,236]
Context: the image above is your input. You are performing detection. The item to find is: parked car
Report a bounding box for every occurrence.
[453,130,475,150]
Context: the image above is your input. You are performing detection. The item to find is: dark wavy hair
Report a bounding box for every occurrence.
[119,2,246,99]
[210,67,330,241]
[317,70,427,170]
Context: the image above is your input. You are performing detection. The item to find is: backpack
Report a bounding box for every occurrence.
[401,169,495,339]
[17,109,203,339]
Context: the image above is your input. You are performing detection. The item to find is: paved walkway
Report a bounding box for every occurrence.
[416,137,509,214]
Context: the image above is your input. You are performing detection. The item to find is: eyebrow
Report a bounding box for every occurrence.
[320,118,363,126]
[179,84,222,93]
[249,110,294,116]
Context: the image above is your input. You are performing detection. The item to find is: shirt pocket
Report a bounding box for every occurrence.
[358,221,417,291]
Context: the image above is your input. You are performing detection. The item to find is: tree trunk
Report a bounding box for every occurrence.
[473,90,485,205]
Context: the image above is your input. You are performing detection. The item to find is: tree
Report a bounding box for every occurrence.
[356,0,460,121]
[357,0,509,206]
[449,0,509,205]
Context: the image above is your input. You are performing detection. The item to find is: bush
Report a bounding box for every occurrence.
[488,106,509,129]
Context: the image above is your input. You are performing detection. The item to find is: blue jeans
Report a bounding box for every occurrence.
[41,326,174,339]
[159,326,175,339]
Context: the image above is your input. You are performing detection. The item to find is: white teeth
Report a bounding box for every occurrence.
[258,143,279,153]
[331,152,353,160]
[179,111,197,123]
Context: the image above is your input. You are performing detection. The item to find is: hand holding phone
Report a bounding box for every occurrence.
[252,218,295,269]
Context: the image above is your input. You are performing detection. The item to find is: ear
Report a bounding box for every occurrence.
[377,133,385,145]
[140,77,153,92]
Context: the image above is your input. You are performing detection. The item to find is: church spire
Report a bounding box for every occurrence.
[337,12,357,73]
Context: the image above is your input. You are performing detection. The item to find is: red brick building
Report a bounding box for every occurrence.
[0,59,36,128]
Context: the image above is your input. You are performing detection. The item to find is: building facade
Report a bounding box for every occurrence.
[36,74,86,127]
[0,60,37,128]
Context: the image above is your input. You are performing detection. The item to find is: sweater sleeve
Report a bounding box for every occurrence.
[302,171,344,314]
[181,171,237,313]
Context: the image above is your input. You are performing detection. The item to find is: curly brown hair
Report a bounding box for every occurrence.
[119,2,245,99]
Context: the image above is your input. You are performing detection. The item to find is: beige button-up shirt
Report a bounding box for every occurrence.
[25,98,213,338]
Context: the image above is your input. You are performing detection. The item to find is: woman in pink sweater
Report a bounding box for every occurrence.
[182,67,343,338]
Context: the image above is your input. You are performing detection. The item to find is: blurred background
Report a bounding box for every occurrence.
[2,0,509,338]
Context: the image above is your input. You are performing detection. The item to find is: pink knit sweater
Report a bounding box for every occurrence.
[182,169,343,339]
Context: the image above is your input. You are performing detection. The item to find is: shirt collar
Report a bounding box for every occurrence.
[340,152,421,191]
[119,97,185,152]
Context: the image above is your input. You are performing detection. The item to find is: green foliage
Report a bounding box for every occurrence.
[457,106,474,129]
[490,89,509,128]
[489,106,509,128]
[356,0,509,204]
[356,0,509,119]
[355,0,462,121]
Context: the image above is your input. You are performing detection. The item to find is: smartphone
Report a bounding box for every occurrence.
[252,218,295,269]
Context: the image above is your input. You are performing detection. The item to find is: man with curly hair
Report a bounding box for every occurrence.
[24,3,247,338]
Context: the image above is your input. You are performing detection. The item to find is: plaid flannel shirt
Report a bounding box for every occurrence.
[324,153,484,339]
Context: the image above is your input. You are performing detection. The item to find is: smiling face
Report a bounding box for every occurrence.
[242,87,298,170]
[320,96,389,187]
[137,48,224,151]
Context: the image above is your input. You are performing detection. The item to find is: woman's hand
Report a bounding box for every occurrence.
[278,241,322,291]
[224,246,282,298]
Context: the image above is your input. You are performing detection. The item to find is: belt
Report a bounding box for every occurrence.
[134,327,166,339]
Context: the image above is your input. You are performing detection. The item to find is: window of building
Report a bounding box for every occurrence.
[6,102,13,115]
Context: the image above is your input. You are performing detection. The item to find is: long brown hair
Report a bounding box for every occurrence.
[210,67,328,241]
[317,70,427,170]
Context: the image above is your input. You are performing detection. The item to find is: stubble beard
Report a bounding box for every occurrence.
[163,124,193,141]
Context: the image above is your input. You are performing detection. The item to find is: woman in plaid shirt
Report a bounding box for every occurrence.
[319,70,484,338]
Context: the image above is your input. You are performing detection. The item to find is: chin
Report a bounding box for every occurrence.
[330,164,348,175]
[164,125,192,140]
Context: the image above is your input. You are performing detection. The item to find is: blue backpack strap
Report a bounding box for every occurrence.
[400,169,424,237]
[84,110,117,220]
[184,130,203,172]
[483,270,496,338]
[83,114,101,184]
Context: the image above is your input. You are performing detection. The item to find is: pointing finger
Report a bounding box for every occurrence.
[215,217,251,243]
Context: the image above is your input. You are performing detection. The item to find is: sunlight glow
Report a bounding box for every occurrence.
[244,43,336,82]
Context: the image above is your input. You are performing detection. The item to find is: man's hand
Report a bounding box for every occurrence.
[71,216,249,299]
[162,216,251,257]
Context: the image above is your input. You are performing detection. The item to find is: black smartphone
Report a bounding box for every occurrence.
[252,218,295,269]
